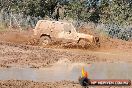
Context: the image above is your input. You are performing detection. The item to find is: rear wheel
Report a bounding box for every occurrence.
[78,39,90,48]
[39,36,51,46]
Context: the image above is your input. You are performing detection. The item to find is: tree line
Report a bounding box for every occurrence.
[0,0,132,26]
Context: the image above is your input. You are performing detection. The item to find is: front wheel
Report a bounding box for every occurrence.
[39,36,51,46]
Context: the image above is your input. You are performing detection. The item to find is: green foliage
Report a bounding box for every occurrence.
[66,0,87,20]
[66,0,100,22]
[100,0,132,26]
[0,0,131,25]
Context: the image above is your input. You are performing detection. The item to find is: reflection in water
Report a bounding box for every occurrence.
[0,62,131,82]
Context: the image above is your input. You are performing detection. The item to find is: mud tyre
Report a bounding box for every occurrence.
[39,36,51,46]
[78,39,90,49]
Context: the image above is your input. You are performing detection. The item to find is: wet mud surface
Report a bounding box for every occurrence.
[0,62,131,82]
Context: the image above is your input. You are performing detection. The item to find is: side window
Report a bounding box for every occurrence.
[63,24,71,33]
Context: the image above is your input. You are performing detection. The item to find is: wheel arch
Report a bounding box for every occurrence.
[40,34,51,39]
[77,38,89,43]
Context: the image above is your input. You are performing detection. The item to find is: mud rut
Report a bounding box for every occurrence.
[0,30,132,88]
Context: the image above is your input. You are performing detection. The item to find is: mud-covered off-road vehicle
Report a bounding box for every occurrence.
[33,20,100,47]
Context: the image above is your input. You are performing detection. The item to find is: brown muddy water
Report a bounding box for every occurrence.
[0,60,132,82]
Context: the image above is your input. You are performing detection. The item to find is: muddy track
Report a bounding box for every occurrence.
[0,41,99,68]
[0,40,132,69]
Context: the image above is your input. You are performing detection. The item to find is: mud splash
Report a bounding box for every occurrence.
[0,61,131,82]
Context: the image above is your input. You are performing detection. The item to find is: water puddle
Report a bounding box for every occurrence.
[0,60,132,82]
